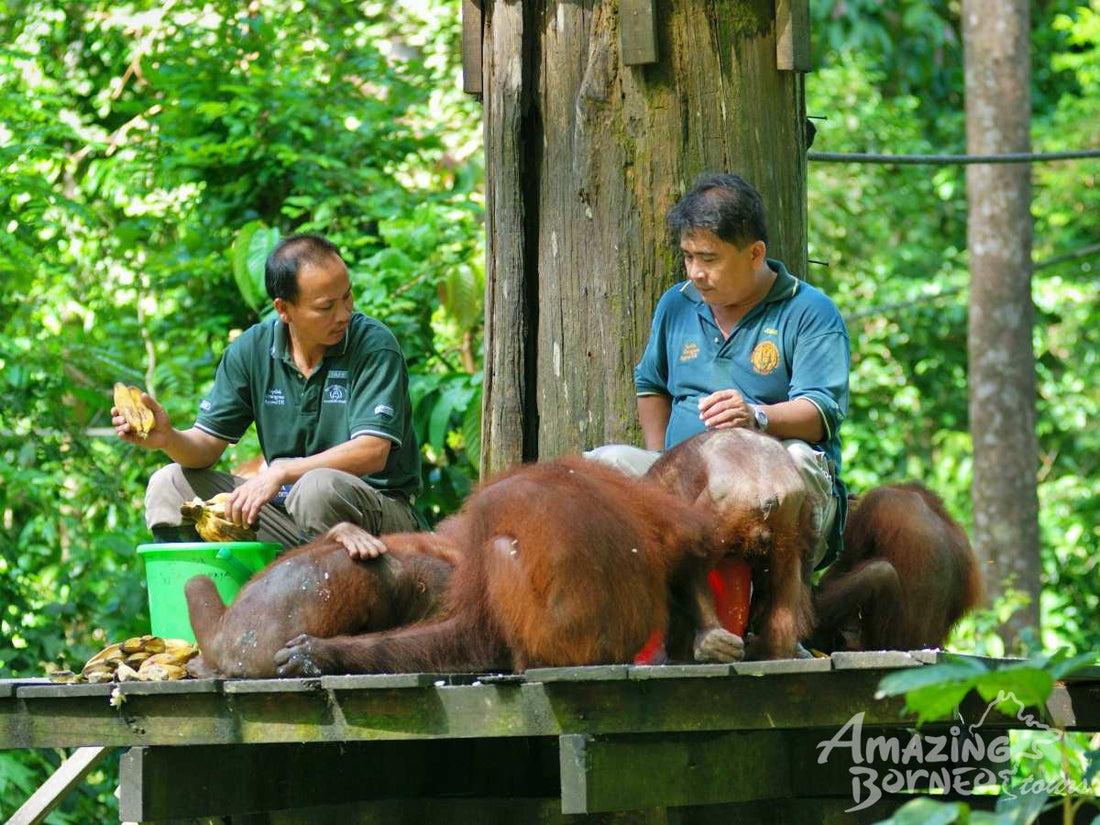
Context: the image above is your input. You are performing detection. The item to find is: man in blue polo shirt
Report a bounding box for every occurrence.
[113,234,421,557]
[589,173,850,568]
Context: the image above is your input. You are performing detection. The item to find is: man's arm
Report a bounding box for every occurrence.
[113,392,229,468]
[223,434,393,527]
[638,394,672,451]
[697,391,824,442]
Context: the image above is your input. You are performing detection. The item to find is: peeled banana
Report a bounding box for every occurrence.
[180,493,257,542]
[113,383,155,439]
[50,636,198,684]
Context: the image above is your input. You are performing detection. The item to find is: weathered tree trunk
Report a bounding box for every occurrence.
[963,0,1041,647]
[482,0,809,474]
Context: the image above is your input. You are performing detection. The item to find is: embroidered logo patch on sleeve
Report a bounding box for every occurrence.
[374,403,395,417]
[751,341,780,375]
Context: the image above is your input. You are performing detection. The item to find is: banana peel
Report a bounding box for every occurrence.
[56,636,199,685]
[113,383,155,439]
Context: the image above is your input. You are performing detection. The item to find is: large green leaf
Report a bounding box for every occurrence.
[232,222,280,312]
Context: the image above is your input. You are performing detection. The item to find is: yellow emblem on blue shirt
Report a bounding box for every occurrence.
[679,342,700,363]
[751,341,780,375]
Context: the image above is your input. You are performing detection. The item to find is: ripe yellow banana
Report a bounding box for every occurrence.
[113,383,155,439]
[180,493,257,542]
[62,636,198,684]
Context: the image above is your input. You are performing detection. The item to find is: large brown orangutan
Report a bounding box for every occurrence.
[809,482,983,652]
[272,457,739,676]
[186,526,459,678]
[646,428,818,660]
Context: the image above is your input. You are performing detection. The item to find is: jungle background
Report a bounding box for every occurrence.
[0,0,1097,819]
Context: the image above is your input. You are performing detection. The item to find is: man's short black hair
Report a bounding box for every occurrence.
[666,173,769,249]
[265,233,345,304]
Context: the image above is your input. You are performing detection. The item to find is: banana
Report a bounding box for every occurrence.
[113,383,155,439]
[55,636,197,684]
[163,638,199,662]
[180,494,257,542]
[138,663,189,681]
[84,643,124,669]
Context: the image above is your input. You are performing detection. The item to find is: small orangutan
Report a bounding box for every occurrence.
[809,482,983,652]
[185,524,458,678]
[646,428,817,661]
[273,457,734,676]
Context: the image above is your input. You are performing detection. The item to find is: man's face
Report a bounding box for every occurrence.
[275,254,354,349]
[680,230,766,309]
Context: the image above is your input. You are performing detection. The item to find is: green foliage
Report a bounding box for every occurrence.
[872,654,1100,822]
[0,0,481,818]
[809,2,1100,655]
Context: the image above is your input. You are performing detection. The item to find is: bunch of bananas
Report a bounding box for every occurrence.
[180,492,257,542]
[113,383,155,439]
[48,636,197,684]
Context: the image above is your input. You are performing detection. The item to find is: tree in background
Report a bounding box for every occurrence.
[963,0,1042,648]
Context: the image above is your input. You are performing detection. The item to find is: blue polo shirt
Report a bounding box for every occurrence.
[194,312,421,500]
[635,258,850,480]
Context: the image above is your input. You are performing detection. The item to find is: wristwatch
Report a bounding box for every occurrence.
[751,405,769,432]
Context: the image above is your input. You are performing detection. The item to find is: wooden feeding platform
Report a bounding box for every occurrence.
[2,651,1099,823]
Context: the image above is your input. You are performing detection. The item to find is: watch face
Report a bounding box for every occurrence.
[755,408,768,431]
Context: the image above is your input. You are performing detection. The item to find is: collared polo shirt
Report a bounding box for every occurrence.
[195,312,421,500]
[634,258,850,478]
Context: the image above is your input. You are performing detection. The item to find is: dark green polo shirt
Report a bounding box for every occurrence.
[195,312,421,500]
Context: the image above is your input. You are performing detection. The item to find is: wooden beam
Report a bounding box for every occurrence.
[620,0,658,65]
[560,731,791,814]
[775,0,811,71]
[119,739,560,821]
[461,0,483,95]
[7,747,112,825]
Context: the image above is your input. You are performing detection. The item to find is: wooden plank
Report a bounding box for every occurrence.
[559,731,791,814]
[7,746,112,825]
[830,651,921,670]
[0,678,49,698]
[525,665,629,683]
[775,0,811,71]
[5,669,1100,751]
[223,677,321,694]
[461,0,483,95]
[620,0,658,65]
[629,664,732,680]
[119,739,560,821]
[321,673,443,690]
[16,683,115,699]
[733,658,832,676]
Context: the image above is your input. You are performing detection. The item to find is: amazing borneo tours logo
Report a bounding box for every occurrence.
[815,691,1066,813]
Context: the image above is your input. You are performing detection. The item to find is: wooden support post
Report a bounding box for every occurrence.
[461,0,483,95]
[7,746,112,825]
[620,0,659,65]
[776,0,811,71]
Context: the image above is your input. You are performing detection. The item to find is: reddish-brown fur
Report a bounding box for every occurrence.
[273,457,725,675]
[647,429,817,660]
[810,482,983,652]
[185,529,459,677]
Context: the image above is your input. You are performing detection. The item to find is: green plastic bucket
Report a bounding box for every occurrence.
[136,542,281,642]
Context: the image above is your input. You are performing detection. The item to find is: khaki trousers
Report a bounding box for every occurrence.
[145,463,419,548]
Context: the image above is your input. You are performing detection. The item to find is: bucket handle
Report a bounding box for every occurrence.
[216,547,257,582]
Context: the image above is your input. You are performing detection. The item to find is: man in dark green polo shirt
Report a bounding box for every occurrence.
[113,234,421,556]
[588,173,850,569]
